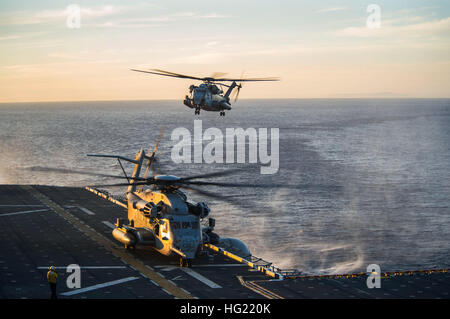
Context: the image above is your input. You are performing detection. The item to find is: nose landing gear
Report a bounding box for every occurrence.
[219,111,225,116]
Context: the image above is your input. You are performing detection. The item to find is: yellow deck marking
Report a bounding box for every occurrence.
[237,276,284,299]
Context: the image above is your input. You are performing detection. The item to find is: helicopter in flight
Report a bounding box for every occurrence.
[32,129,289,267]
[131,68,279,116]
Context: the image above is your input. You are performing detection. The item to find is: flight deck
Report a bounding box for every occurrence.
[0,185,449,299]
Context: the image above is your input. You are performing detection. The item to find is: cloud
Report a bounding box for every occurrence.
[198,13,231,19]
[0,5,129,26]
[205,41,220,48]
[84,11,232,29]
[316,7,346,13]
[0,32,47,42]
[335,17,450,38]
[0,35,23,41]
[85,21,162,29]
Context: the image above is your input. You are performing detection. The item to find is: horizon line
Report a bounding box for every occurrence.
[2,97,450,104]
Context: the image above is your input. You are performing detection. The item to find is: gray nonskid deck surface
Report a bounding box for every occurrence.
[0,185,170,299]
[1,185,449,299]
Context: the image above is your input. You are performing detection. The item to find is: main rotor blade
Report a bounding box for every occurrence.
[132,69,279,82]
[149,69,205,81]
[179,168,243,181]
[26,166,130,179]
[180,184,235,202]
[180,184,252,211]
[143,125,166,179]
[131,69,204,81]
[180,180,300,189]
[214,82,232,88]
[151,69,203,79]
[212,77,280,82]
[89,181,152,188]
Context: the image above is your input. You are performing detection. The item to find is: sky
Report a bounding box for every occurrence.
[0,0,449,102]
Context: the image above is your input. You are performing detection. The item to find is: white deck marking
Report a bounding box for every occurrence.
[37,266,127,270]
[102,221,116,229]
[158,266,177,272]
[0,205,45,207]
[61,276,139,296]
[181,268,222,289]
[172,275,186,281]
[0,208,50,217]
[77,206,95,216]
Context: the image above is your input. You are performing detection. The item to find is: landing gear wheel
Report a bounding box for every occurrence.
[195,108,200,115]
[220,111,225,116]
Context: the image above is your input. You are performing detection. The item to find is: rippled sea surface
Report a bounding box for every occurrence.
[1,99,449,274]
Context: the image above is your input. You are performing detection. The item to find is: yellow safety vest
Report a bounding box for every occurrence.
[47,270,58,284]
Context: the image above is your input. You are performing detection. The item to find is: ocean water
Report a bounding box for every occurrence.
[1,99,449,274]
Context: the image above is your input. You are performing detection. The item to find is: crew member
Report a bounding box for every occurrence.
[47,266,58,299]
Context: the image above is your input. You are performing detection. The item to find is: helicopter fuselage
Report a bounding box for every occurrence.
[95,148,252,267]
[183,82,234,114]
[131,68,278,116]
[126,190,203,260]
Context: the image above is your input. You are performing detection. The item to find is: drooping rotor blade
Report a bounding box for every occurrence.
[179,168,243,182]
[87,154,139,164]
[131,69,204,81]
[26,166,130,180]
[180,184,252,211]
[179,180,301,189]
[180,184,237,202]
[88,181,150,188]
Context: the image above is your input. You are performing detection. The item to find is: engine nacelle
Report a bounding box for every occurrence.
[188,202,210,218]
[133,200,157,216]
